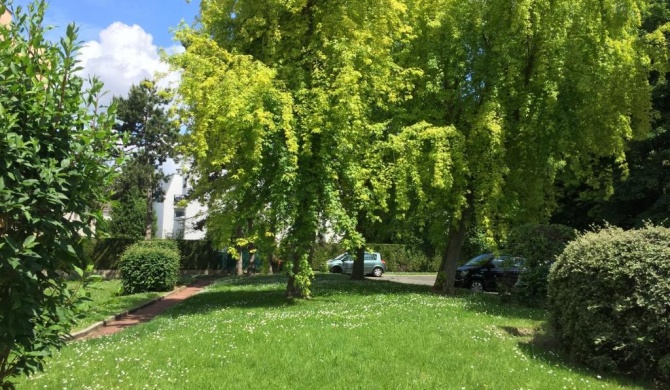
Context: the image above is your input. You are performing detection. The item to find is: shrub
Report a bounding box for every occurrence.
[311,243,438,272]
[547,224,670,379]
[87,238,139,269]
[505,224,576,306]
[0,2,120,386]
[176,239,219,269]
[118,242,180,294]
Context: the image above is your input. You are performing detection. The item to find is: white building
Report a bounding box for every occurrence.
[153,175,207,240]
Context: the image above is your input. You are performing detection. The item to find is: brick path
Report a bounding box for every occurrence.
[79,278,216,340]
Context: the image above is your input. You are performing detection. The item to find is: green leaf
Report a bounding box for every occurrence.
[23,234,37,248]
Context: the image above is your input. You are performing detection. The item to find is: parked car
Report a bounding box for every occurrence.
[454,253,525,292]
[326,252,387,277]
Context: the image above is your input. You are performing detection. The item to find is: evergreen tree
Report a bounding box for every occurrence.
[112,80,179,240]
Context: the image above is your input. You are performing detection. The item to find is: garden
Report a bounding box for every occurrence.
[18,274,652,389]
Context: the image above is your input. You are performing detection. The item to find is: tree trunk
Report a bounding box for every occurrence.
[144,172,153,240]
[351,245,365,280]
[235,225,243,276]
[433,202,472,294]
[247,250,256,275]
[285,250,302,298]
[267,254,274,275]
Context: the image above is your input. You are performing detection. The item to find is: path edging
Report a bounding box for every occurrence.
[66,285,189,341]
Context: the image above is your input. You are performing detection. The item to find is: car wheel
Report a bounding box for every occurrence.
[372,267,383,277]
[469,280,484,292]
[330,266,342,274]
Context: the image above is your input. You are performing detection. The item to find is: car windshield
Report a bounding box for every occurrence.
[464,254,492,266]
[332,253,349,261]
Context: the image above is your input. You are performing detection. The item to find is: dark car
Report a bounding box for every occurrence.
[454,253,525,292]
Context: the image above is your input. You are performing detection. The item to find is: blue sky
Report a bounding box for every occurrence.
[7,0,200,102]
[8,0,201,174]
[12,0,200,47]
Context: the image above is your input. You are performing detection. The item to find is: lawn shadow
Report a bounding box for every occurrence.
[161,273,435,318]
[510,324,658,389]
[457,291,548,322]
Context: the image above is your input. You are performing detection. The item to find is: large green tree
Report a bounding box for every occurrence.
[0,1,120,386]
[172,0,411,295]
[390,0,664,293]
[552,0,670,229]
[112,80,179,240]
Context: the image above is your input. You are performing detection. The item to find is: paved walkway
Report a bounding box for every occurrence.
[79,278,216,340]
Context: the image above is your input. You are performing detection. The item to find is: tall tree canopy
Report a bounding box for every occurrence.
[391,0,664,292]
[552,0,670,229]
[112,80,179,240]
[172,0,412,296]
[173,0,665,296]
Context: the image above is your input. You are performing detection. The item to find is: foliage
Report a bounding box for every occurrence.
[0,1,120,386]
[85,238,138,269]
[83,238,219,270]
[312,242,439,272]
[112,80,179,240]
[170,0,413,297]
[109,186,151,239]
[394,0,663,294]
[176,239,219,270]
[504,224,576,306]
[118,241,180,294]
[551,0,670,231]
[548,224,670,379]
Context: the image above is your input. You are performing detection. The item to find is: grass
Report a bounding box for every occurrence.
[21,274,652,389]
[71,280,166,331]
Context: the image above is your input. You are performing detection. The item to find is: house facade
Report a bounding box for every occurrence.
[153,175,207,240]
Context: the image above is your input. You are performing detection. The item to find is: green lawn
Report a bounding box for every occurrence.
[72,280,165,331]
[22,275,650,389]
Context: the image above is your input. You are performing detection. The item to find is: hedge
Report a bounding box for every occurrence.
[548,224,670,380]
[84,238,439,273]
[118,242,180,294]
[311,243,439,272]
[83,238,220,270]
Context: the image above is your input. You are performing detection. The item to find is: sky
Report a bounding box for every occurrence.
[10,0,200,100]
[8,0,202,174]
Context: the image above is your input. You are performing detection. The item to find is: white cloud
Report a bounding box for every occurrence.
[77,22,181,104]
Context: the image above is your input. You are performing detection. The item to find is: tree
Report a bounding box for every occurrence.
[112,80,179,240]
[0,1,120,386]
[108,158,158,239]
[171,0,411,296]
[551,0,670,230]
[390,0,663,293]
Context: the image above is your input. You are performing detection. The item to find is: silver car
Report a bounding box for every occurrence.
[326,252,387,277]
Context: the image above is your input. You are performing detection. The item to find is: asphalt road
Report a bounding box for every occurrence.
[368,274,437,286]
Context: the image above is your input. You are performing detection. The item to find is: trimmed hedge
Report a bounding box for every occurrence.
[118,241,180,294]
[548,225,670,380]
[177,240,219,269]
[504,224,576,306]
[83,238,220,270]
[87,238,138,269]
[312,243,438,272]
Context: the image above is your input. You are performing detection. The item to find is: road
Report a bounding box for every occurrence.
[368,274,437,286]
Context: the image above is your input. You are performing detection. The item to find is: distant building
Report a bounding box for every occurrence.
[153,175,207,240]
[1,9,10,27]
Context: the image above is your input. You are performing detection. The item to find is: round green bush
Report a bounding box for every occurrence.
[505,224,576,306]
[547,225,670,379]
[118,242,180,294]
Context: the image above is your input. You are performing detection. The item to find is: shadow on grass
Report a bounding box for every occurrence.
[161,273,434,318]
[509,324,659,389]
[459,292,548,322]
